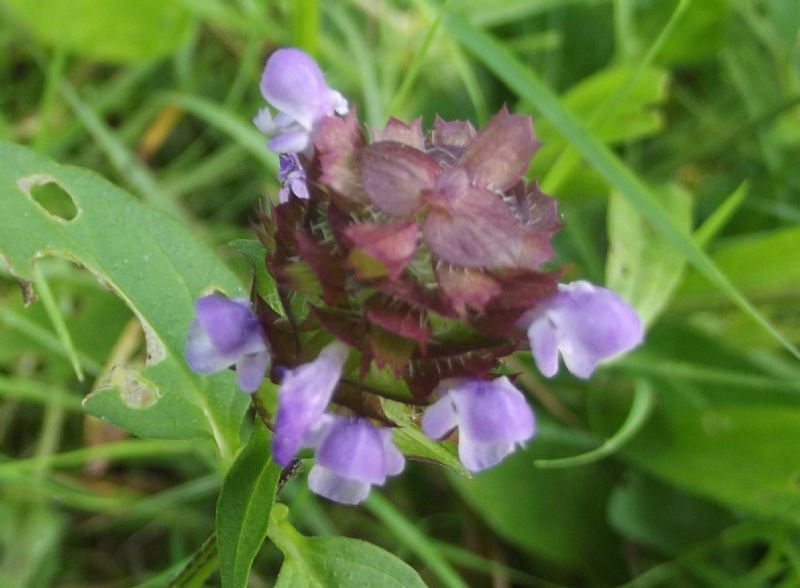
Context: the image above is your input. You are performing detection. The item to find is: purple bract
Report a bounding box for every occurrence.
[185,295,270,393]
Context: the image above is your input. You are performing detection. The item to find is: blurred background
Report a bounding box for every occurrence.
[1,0,800,586]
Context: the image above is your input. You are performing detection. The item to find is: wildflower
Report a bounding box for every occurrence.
[422,377,535,472]
[254,47,347,155]
[307,415,404,505]
[521,280,643,379]
[278,153,309,202]
[185,295,270,393]
[272,341,350,466]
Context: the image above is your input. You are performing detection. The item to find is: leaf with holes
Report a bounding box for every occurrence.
[0,141,250,460]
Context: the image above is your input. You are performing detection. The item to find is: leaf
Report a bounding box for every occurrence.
[606,183,693,325]
[3,0,192,63]
[380,398,471,478]
[0,141,249,460]
[229,239,284,316]
[216,424,281,588]
[269,513,428,588]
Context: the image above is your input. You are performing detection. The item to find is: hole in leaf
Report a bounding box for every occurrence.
[20,176,79,221]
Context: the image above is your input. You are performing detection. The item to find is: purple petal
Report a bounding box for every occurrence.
[526,315,559,377]
[185,319,235,374]
[314,417,387,484]
[458,437,515,472]
[378,429,405,477]
[421,394,459,440]
[235,350,270,393]
[260,48,332,131]
[308,465,371,505]
[272,341,350,466]
[525,281,644,379]
[195,296,263,356]
[450,377,535,444]
[358,141,440,216]
[268,129,312,154]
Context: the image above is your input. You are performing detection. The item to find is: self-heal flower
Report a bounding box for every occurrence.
[422,377,535,472]
[307,415,404,505]
[185,295,270,393]
[272,341,350,466]
[522,280,643,379]
[278,153,309,202]
[254,47,347,155]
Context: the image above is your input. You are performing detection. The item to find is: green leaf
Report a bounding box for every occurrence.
[450,424,623,577]
[441,8,800,359]
[269,513,428,588]
[606,183,693,325]
[3,0,192,63]
[0,141,249,461]
[216,424,281,588]
[380,398,471,478]
[229,239,284,316]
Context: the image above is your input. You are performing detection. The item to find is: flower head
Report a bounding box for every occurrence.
[522,280,643,379]
[185,295,270,393]
[272,341,350,466]
[254,47,347,155]
[422,377,535,472]
[307,415,404,504]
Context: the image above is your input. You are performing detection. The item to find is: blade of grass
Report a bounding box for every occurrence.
[292,0,320,55]
[365,493,469,588]
[694,182,749,248]
[387,0,449,116]
[440,7,800,360]
[535,379,655,468]
[0,376,82,411]
[31,265,84,381]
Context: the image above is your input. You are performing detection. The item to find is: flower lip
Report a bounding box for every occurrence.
[521,280,644,379]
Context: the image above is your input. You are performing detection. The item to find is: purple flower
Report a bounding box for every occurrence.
[422,377,535,472]
[185,295,270,393]
[254,47,348,155]
[307,415,405,505]
[278,153,309,202]
[521,280,644,379]
[272,341,350,466]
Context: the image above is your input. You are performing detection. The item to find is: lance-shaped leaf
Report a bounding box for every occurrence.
[458,107,540,192]
[0,142,249,457]
[424,180,552,269]
[358,141,440,216]
[315,109,367,204]
[345,221,419,280]
[371,117,425,150]
[216,424,281,588]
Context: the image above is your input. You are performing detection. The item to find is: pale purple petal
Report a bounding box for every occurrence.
[196,296,263,356]
[451,377,535,444]
[378,429,405,476]
[185,319,235,374]
[314,417,386,484]
[458,436,515,472]
[268,129,311,154]
[421,394,459,440]
[277,153,309,202]
[272,341,350,466]
[260,48,331,131]
[308,465,371,505]
[524,281,644,379]
[235,350,270,393]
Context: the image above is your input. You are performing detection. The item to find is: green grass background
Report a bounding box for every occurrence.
[1,0,800,586]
